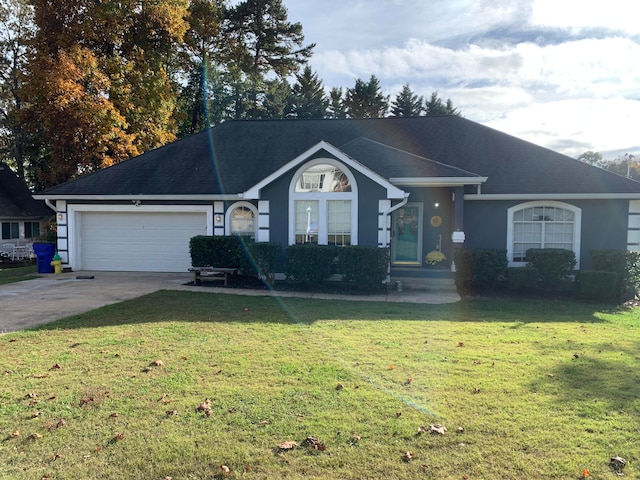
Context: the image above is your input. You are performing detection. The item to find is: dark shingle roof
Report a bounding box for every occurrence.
[39,116,640,196]
[0,163,51,218]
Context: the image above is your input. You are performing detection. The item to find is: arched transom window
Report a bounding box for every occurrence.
[289,160,357,246]
[507,201,581,266]
[226,201,257,239]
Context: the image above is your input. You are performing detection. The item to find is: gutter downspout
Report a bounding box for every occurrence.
[382,193,410,285]
[44,198,57,213]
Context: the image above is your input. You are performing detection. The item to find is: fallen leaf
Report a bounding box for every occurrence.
[417,425,428,434]
[150,359,164,367]
[405,378,413,384]
[51,454,61,462]
[472,360,482,365]
[458,341,465,347]
[109,413,119,418]
[389,364,395,370]
[335,383,344,390]
[166,410,178,416]
[114,432,124,441]
[349,434,361,444]
[430,424,447,435]
[220,465,230,474]
[32,411,41,418]
[259,420,270,425]
[473,387,481,394]
[402,451,414,462]
[305,436,326,451]
[10,430,19,438]
[50,363,62,370]
[457,426,465,433]
[28,432,42,440]
[278,441,297,451]
[583,469,590,477]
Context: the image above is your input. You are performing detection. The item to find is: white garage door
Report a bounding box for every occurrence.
[80,211,208,272]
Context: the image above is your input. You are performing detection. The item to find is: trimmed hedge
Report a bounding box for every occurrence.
[525,248,576,290]
[454,248,508,294]
[284,245,337,284]
[190,236,280,281]
[578,270,618,302]
[507,267,539,292]
[337,246,389,290]
[190,235,241,268]
[590,249,640,301]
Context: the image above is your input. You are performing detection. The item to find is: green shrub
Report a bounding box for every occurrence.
[238,241,281,284]
[525,248,576,290]
[590,249,640,301]
[337,246,389,291]
[507,267,539,292]
[284,245,337,284]
[578,270,618,302]
[454,249,508,294]
[189,235,241,268]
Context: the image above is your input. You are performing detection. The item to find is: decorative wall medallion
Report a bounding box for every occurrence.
[430,215,442,227]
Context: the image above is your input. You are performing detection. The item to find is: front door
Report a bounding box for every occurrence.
[391,203,423,265]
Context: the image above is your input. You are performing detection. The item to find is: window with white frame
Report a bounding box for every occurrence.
[226,202,257,239]
[290,160,357,246]
[1,222,19,240]
[507,201,581,265]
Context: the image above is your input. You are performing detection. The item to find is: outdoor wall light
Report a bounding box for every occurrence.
[215,215,222,223]
[57,213,64,221]
[434,202,440,208]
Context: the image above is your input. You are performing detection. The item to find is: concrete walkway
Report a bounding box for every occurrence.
[0,271,460,333]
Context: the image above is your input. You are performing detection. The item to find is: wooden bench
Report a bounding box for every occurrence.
[188,267,238,286]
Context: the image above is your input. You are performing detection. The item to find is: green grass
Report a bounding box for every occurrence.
[1,291,639,479]
[0,265,37,285]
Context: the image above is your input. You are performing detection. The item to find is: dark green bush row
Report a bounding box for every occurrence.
[590,249,640,301]
[578,270,618,302]
[190,237,390,291]
[525,248,576,289]
[285,244,389,289]
[507,267,538,292]
[453,249,507,294]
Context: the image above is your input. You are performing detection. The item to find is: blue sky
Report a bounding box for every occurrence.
[283,0,640,159]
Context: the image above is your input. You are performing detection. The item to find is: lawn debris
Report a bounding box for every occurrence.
[150,359,164,367]
[305,436,326,451]
[28,432,42,440]
[196,398,213,417]
[430,424,447,435]
[45,419,66,430]
[610,456,627,471]
[277,440,297,451]
[220,465,231,474]
[458,341,465,347]
[402,451,414,462]
[32,374,49,379]
[335,383,344,390]
[457,426,465,433]
[50,363,62,370]
[349,434,361,445]
[573,353,580,359]
[109,412,119,418]
[113,432,124,441]
[10,430,19,438]
[51,453,61,462]
[32,410,42,418]
[166,410,178,416]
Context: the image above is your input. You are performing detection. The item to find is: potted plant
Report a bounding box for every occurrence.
[425,250,447,268]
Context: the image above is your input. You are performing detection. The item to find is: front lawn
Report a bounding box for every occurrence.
[1,292,638,479]
[0,265,37,285]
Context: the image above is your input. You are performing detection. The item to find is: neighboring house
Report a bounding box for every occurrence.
[1,163,51,244]
[34,116,640,273]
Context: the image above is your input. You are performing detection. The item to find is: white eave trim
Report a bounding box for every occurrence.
[465,193,640,200]
[243,140,406,200]
[33,194,242,201]
[391,177,487,187]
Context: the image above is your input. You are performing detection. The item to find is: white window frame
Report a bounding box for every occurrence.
[288,158,358,246]
[225,201,258,239]
[507,200,581,268]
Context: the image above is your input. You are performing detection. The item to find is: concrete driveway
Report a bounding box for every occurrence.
[0,271,193,333]
[0,271,460,333]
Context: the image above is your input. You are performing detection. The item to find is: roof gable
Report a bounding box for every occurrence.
[0,164,50,219]
[243,140,406,199]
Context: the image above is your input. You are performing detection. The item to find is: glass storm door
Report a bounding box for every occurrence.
[392,203,423,265]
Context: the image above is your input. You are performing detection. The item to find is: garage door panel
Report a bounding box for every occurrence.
[80,211,207,272]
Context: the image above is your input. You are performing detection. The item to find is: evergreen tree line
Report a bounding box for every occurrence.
[0,0,460,189]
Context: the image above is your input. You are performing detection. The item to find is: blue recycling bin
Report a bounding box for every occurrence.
[33,242,56,273]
